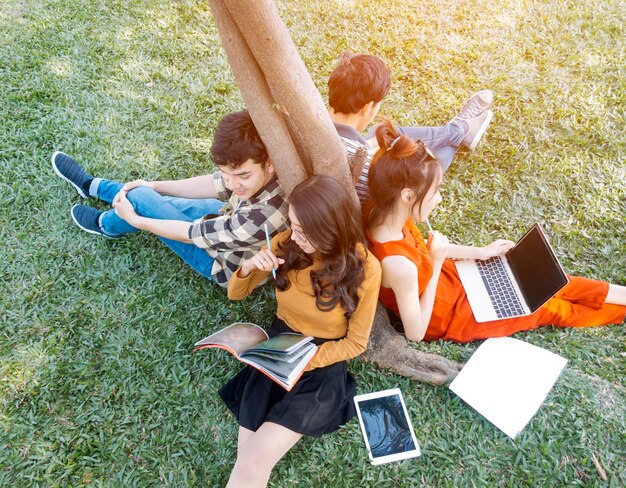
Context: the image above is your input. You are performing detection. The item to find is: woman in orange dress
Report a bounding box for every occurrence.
[365,118,626,343]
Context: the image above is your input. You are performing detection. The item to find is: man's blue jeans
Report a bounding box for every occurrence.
[91,179,224,281]
[365,121,465,172]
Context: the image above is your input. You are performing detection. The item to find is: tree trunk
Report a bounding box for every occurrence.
[208,0,307,196]
[222,0,356,202]
[209,0,462,384]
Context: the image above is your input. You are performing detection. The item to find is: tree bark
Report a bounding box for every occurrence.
[209,0,462,384]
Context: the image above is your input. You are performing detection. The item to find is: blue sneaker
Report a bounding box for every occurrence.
[71,204,115,238]
[51,151,93,198]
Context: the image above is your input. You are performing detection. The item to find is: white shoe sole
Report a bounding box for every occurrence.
[51,151,87,198]
[70,205,114,238]
[466,110,493,151]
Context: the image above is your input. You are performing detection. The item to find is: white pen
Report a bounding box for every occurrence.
[264,223,276,279]
[425,218,433,233]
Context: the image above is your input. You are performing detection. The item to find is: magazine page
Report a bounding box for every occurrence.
[241,342,315,364]
[194,323,318,391]
[240,344,317,390]
[194,322,269,358]
[244,333,313,355]
[242,342,317,379]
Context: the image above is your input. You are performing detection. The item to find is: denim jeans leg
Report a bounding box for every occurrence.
[365,122,466,172]
[398,124,465,172]
[429,146,457,172]
[97,186,224,280]
[157,237,216,280]
[93,179,125,205]
[99,186,224,237]
[164,196,225,219]
[155,197,222,280]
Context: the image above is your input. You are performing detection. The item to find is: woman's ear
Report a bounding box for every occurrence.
[401,188,414,204]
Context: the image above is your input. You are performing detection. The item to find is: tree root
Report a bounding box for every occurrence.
[360,303,463,385]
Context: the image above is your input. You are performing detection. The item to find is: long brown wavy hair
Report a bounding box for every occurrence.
[367,117,442,228]
[276,175,367,320]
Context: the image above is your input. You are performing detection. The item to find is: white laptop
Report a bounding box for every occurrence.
[455,223,569,322]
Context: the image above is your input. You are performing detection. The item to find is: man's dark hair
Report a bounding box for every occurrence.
[328,52,392,115]
[210,109,268,168]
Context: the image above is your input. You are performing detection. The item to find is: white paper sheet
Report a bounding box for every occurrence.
[449,337,567,439]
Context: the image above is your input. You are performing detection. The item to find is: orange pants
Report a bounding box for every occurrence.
[427,274,626,343]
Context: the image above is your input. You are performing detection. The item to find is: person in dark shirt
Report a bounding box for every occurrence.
[328,52,494,203]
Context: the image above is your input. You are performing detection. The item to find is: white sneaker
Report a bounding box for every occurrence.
[450,90,494,150]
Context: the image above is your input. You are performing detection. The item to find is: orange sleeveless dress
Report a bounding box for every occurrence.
[367,220,626,343]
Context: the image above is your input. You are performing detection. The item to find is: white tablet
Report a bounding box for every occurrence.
[354,388,421,465]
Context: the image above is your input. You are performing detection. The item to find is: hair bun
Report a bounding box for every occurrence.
[387,136,402,152]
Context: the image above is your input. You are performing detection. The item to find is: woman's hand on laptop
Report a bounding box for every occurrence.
[480,239,515,260]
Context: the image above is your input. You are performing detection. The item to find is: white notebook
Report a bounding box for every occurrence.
[449,337,567,439]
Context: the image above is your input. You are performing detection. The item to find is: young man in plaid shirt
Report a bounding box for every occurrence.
[51,110,288,287]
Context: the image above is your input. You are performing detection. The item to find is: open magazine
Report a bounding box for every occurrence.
[194,322,317,391]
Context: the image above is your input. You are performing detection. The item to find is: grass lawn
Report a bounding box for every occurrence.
[1,0,624,485]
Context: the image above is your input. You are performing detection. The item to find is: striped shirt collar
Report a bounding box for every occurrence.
[333,121,368,146]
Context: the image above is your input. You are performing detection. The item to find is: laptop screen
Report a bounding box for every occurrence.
[506,224,568,312]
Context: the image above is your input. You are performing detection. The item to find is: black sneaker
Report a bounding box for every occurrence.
[71,204,113,238]
[51,151,93,198]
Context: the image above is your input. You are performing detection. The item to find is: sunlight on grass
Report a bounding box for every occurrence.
[116,26,135,42]
[0,344,47,401]
[187,137,214,154]
[46,58,74,77]
[119,57,169,81]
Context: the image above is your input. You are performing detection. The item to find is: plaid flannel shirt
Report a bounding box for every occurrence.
[188,171,288,287]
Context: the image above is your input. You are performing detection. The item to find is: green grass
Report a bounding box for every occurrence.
[1,0,624,485]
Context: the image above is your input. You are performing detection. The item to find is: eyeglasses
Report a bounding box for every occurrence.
[281,217,308,243]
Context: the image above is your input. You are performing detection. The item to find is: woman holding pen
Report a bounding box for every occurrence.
[365,118,626,343]
[221,175,381,488]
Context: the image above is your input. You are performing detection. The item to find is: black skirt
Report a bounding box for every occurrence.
[218,317,357,437]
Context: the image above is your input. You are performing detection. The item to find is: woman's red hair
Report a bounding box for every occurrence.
[367,117,441,227]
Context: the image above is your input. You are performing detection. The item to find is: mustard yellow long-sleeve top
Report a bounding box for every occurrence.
[227,231,382,370]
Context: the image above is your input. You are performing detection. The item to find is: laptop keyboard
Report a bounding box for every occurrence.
[476,257,526,319]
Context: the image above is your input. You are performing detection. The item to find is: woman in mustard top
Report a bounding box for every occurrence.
[221,175,381,488]
[366,118,626,343]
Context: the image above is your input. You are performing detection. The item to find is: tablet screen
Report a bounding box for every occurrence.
[354,389,420,464]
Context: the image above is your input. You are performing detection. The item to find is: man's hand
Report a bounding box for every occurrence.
[122,179,155,192]
[112,190,137,223]
[111,191,192,242]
